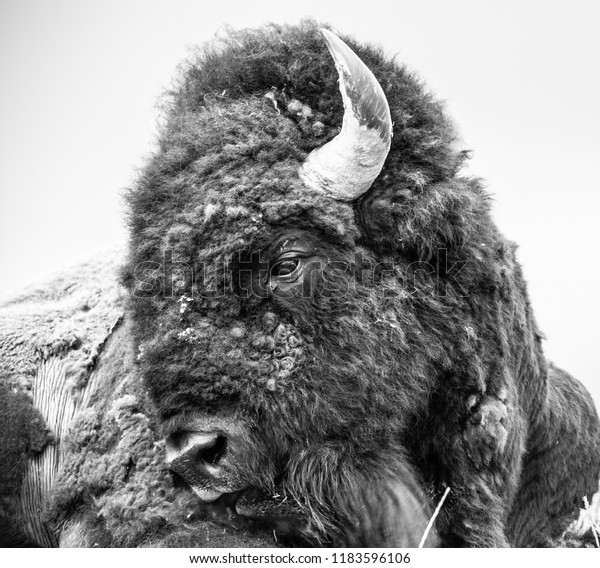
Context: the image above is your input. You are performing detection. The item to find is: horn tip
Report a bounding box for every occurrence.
[319,28,346,52]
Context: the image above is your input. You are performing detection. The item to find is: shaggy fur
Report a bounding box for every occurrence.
[0,385,49,546]
[0,251,280,547]
[1,21,599,548]
[118,20,600,546]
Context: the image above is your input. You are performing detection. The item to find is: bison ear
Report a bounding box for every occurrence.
[358,178,489,258]
[298,29,392,201]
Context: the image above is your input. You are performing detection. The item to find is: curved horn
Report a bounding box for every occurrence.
[299,29,393,201]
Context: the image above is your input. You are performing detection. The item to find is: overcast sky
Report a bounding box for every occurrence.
[0,0,598,403]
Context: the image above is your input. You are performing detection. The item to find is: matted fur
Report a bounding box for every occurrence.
[1,21,598,548]
[121,21,600,546]
[0,251,282,547]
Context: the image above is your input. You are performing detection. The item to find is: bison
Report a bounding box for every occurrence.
[1,21,599,548]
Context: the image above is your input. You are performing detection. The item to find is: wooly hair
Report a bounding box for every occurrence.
[121,20,600,546]
[0,251,284,547]
[0,21,598,548]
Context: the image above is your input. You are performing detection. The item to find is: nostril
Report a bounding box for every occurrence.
[198,435,227,465]
[170,470,191,489]
[168,430,187,451]
[166,430,229,470]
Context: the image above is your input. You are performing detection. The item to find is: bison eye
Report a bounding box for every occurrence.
[271,258,300,278]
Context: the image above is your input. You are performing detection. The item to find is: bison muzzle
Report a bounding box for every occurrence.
[1,21,599,549]
[121,22,600,547]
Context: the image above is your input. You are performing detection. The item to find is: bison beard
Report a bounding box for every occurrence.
[116,21,600,547]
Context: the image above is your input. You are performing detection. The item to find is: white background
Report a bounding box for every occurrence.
[0,0,598,405]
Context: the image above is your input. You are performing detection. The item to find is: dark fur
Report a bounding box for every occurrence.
[0,384,50,546]
[0,516,40,547]
[116,21,600,546]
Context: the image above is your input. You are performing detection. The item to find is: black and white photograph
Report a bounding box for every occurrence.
[0,0,599,558]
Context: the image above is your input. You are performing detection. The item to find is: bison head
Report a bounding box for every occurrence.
[123,22,542,547]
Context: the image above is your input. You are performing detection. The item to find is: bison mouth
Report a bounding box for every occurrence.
[173,479,302,522]
[164,415,316,543]
[179,483,312,544]
[184,486,248,520]
[171,470,251,522]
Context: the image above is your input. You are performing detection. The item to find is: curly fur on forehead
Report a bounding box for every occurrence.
[109,19,600,548]
[1,20,598,549]
[126,20,464,241]
[122,19,534,424]
[163,20,459,173]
